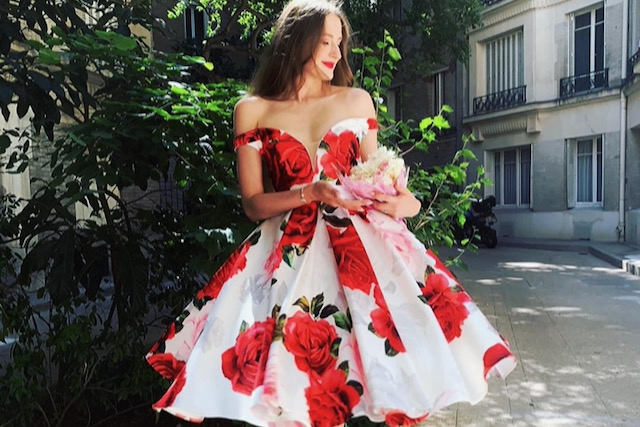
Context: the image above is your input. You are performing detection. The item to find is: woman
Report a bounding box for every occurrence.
[147,1,516,426]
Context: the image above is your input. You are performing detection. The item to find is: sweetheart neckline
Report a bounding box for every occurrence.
[235,117,377,174]
[234,116,375,146]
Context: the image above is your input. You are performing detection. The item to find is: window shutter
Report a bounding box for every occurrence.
[566,140,576,209]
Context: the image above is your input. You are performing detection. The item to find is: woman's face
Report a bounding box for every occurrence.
[303,13,343,82]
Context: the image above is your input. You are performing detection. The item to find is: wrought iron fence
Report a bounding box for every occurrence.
[559,69,608,98]
[627,50,640,83]
[473,85,526,115]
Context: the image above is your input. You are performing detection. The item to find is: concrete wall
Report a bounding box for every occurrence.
[627,209,640,245]
[0,105,32,201]
[626,83,640,221]
[495,209,619,241]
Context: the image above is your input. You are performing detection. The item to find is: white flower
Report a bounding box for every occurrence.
[341,146,408,199]
[349,146,405,184]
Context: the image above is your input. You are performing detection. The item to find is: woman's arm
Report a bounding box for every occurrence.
[234,97,371,222]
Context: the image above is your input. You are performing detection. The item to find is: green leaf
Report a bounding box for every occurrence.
[0,135,11,151]
[239,320,249,334]
[338,360,349,376]
[433,115,451,129]
[443,235,453,247]
[333,312,352,332]
[419,117,433,131]
[387,47,401,61]
[368,322,381,337]
[39,48,61,65]
[169,83,190,96]
[282,246,294,267]
[347,380,364,395]
[384,339,400,357]
[310,293,325,317]
[248,230,261,245]
[319,304,339,318]
[322,214,352,229]
[330,337,341,358]
[171,105,197,114]
[48,228,77,305]
[294,296,310,312]
[95,30,137,51]
[115,239,149,316]
[68,132,86,147]
[271,304,281,319]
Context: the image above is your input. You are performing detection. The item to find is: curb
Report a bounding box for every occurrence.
[499,238,640,277]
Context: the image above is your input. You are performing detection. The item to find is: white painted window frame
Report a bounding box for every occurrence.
[488,145,531,207]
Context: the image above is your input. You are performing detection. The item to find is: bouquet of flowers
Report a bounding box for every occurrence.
[340,146,408,200]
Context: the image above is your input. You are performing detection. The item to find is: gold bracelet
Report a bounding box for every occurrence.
[300,186,308,204]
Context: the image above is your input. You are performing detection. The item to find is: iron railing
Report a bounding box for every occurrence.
[473,85,526,115]
[627,50,640,84]
[559,68,608,98]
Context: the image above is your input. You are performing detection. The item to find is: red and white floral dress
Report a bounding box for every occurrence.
[146,117,516,427]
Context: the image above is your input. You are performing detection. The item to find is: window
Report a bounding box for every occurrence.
[486,30,524,94]
[492,146,531,206]
[576,137,602,204]
[385,87,403,122]
[566,136,603,207]
[185,5,207,41]
[433,71,444,114]
[572,6,605,91]
[390,0,402,20]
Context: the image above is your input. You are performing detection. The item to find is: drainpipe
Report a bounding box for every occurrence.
[618,0,629,241]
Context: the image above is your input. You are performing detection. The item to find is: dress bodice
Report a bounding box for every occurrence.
[233,117,378,192]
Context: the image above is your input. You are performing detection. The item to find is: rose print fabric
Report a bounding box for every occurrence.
[146,117,516,426]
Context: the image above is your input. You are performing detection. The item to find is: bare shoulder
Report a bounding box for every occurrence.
[234,95,269,135]
[334,87,376,118]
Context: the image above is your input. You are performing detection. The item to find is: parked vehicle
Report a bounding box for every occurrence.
[453,195,498,248]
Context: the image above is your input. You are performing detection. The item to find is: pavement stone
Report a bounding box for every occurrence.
[422,241,640,427]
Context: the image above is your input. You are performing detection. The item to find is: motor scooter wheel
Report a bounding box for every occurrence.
[481,228,498,248]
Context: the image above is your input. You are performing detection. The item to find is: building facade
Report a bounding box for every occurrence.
[464,0,640,244]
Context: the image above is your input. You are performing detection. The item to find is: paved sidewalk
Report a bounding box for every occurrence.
[499,237,640,277]
[424,242,640,427]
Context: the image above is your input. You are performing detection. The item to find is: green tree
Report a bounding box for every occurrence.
[0,1,484,425]
[166,0,484,80]
[352,32,486,259]
[1,1,249,425]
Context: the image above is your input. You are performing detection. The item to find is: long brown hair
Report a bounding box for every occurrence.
[251,0,354,99]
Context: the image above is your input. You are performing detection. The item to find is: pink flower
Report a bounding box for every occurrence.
[341,146,407,200]
[174,312,209,361]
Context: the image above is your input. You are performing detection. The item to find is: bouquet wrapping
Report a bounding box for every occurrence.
[340,146,408,200]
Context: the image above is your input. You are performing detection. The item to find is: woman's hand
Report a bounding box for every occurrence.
[308,181,372,212]
[370,181,421,219]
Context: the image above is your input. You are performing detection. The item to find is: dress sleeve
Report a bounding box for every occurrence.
[233,128,265,152]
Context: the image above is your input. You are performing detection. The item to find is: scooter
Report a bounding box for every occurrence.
[453,195,498,248]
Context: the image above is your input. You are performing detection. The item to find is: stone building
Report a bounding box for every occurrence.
[463,0,640,244]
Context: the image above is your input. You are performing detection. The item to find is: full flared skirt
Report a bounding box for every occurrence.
[147,204,516,426]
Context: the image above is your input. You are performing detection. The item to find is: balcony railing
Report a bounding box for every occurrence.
[482,0,506,5]
[473,85,526,115]
[559,69,609,98]
[627,50,640,83]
